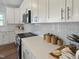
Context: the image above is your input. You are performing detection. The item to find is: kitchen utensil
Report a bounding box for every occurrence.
[67,34,79,43]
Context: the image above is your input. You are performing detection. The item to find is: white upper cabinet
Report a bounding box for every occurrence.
[20,1,26,24]
[31,0,48,23]
[6,7,15,24]
[14,8,21,24]
[31,0,39,23]
[65,0,79,22]
[7,0,79,24]
[48,0,65,22]
[48,0,79,22]
[6,7,22,24]
[38,0,48,23]
[71,0,79,22]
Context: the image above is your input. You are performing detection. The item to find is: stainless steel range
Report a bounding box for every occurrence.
[16,32,37,59]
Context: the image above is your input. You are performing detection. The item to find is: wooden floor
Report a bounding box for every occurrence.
[0,43,17,59]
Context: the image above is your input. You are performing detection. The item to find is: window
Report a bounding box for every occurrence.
[0,14,4,26]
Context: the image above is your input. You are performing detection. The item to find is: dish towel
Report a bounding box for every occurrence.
[76,50,79,59]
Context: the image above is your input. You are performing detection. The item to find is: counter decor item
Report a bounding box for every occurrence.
[44,33,64,45]
[43,33,51,43]
[57,39,63,46]
[51,34,58,45]
[49,52,60,59]
[52,50,61,57]
[51,34,64,45]
[60,46,76,59]
[16,24,24,30]
[49,44,77,59]
[49,47,62,59]
[43,33,47,40]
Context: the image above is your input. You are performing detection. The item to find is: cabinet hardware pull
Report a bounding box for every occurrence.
[67,7,70,20]
[61,8,64,20]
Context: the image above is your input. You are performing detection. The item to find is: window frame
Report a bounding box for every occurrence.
[0,8,6,26]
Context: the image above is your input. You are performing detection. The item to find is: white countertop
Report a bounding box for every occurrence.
[22,36,59,59]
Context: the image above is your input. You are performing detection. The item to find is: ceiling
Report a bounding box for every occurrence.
[0,0,23,8]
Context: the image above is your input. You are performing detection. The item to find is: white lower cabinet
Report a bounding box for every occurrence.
[22,47,36,59]
[3,32,10,44]
[8,31,15,43]
[70,0,79,22]
[23,49,31,59]
[0,31,15,45]
[0,32,8,45]
[0,32,4,45]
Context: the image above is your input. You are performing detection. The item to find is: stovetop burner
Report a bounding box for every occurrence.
[17,32,37,38]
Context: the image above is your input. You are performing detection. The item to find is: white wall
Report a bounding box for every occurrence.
[24,22,79,47]
[24,24,34,32]
[0,24,16,31]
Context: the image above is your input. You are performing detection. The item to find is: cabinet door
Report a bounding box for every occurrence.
[48,0,65,22]
[3,32,9,44]
[0,32,10,45]
[23,48,31,59]
[66,0,73,22]
[9,31,15,43]
[38,0,48,23]
[31,0,39,23]
[14,8,20,24]
[6,7,15,24]
[20,1,26,24]
[0,32,3,45]
[72,0,79,22]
